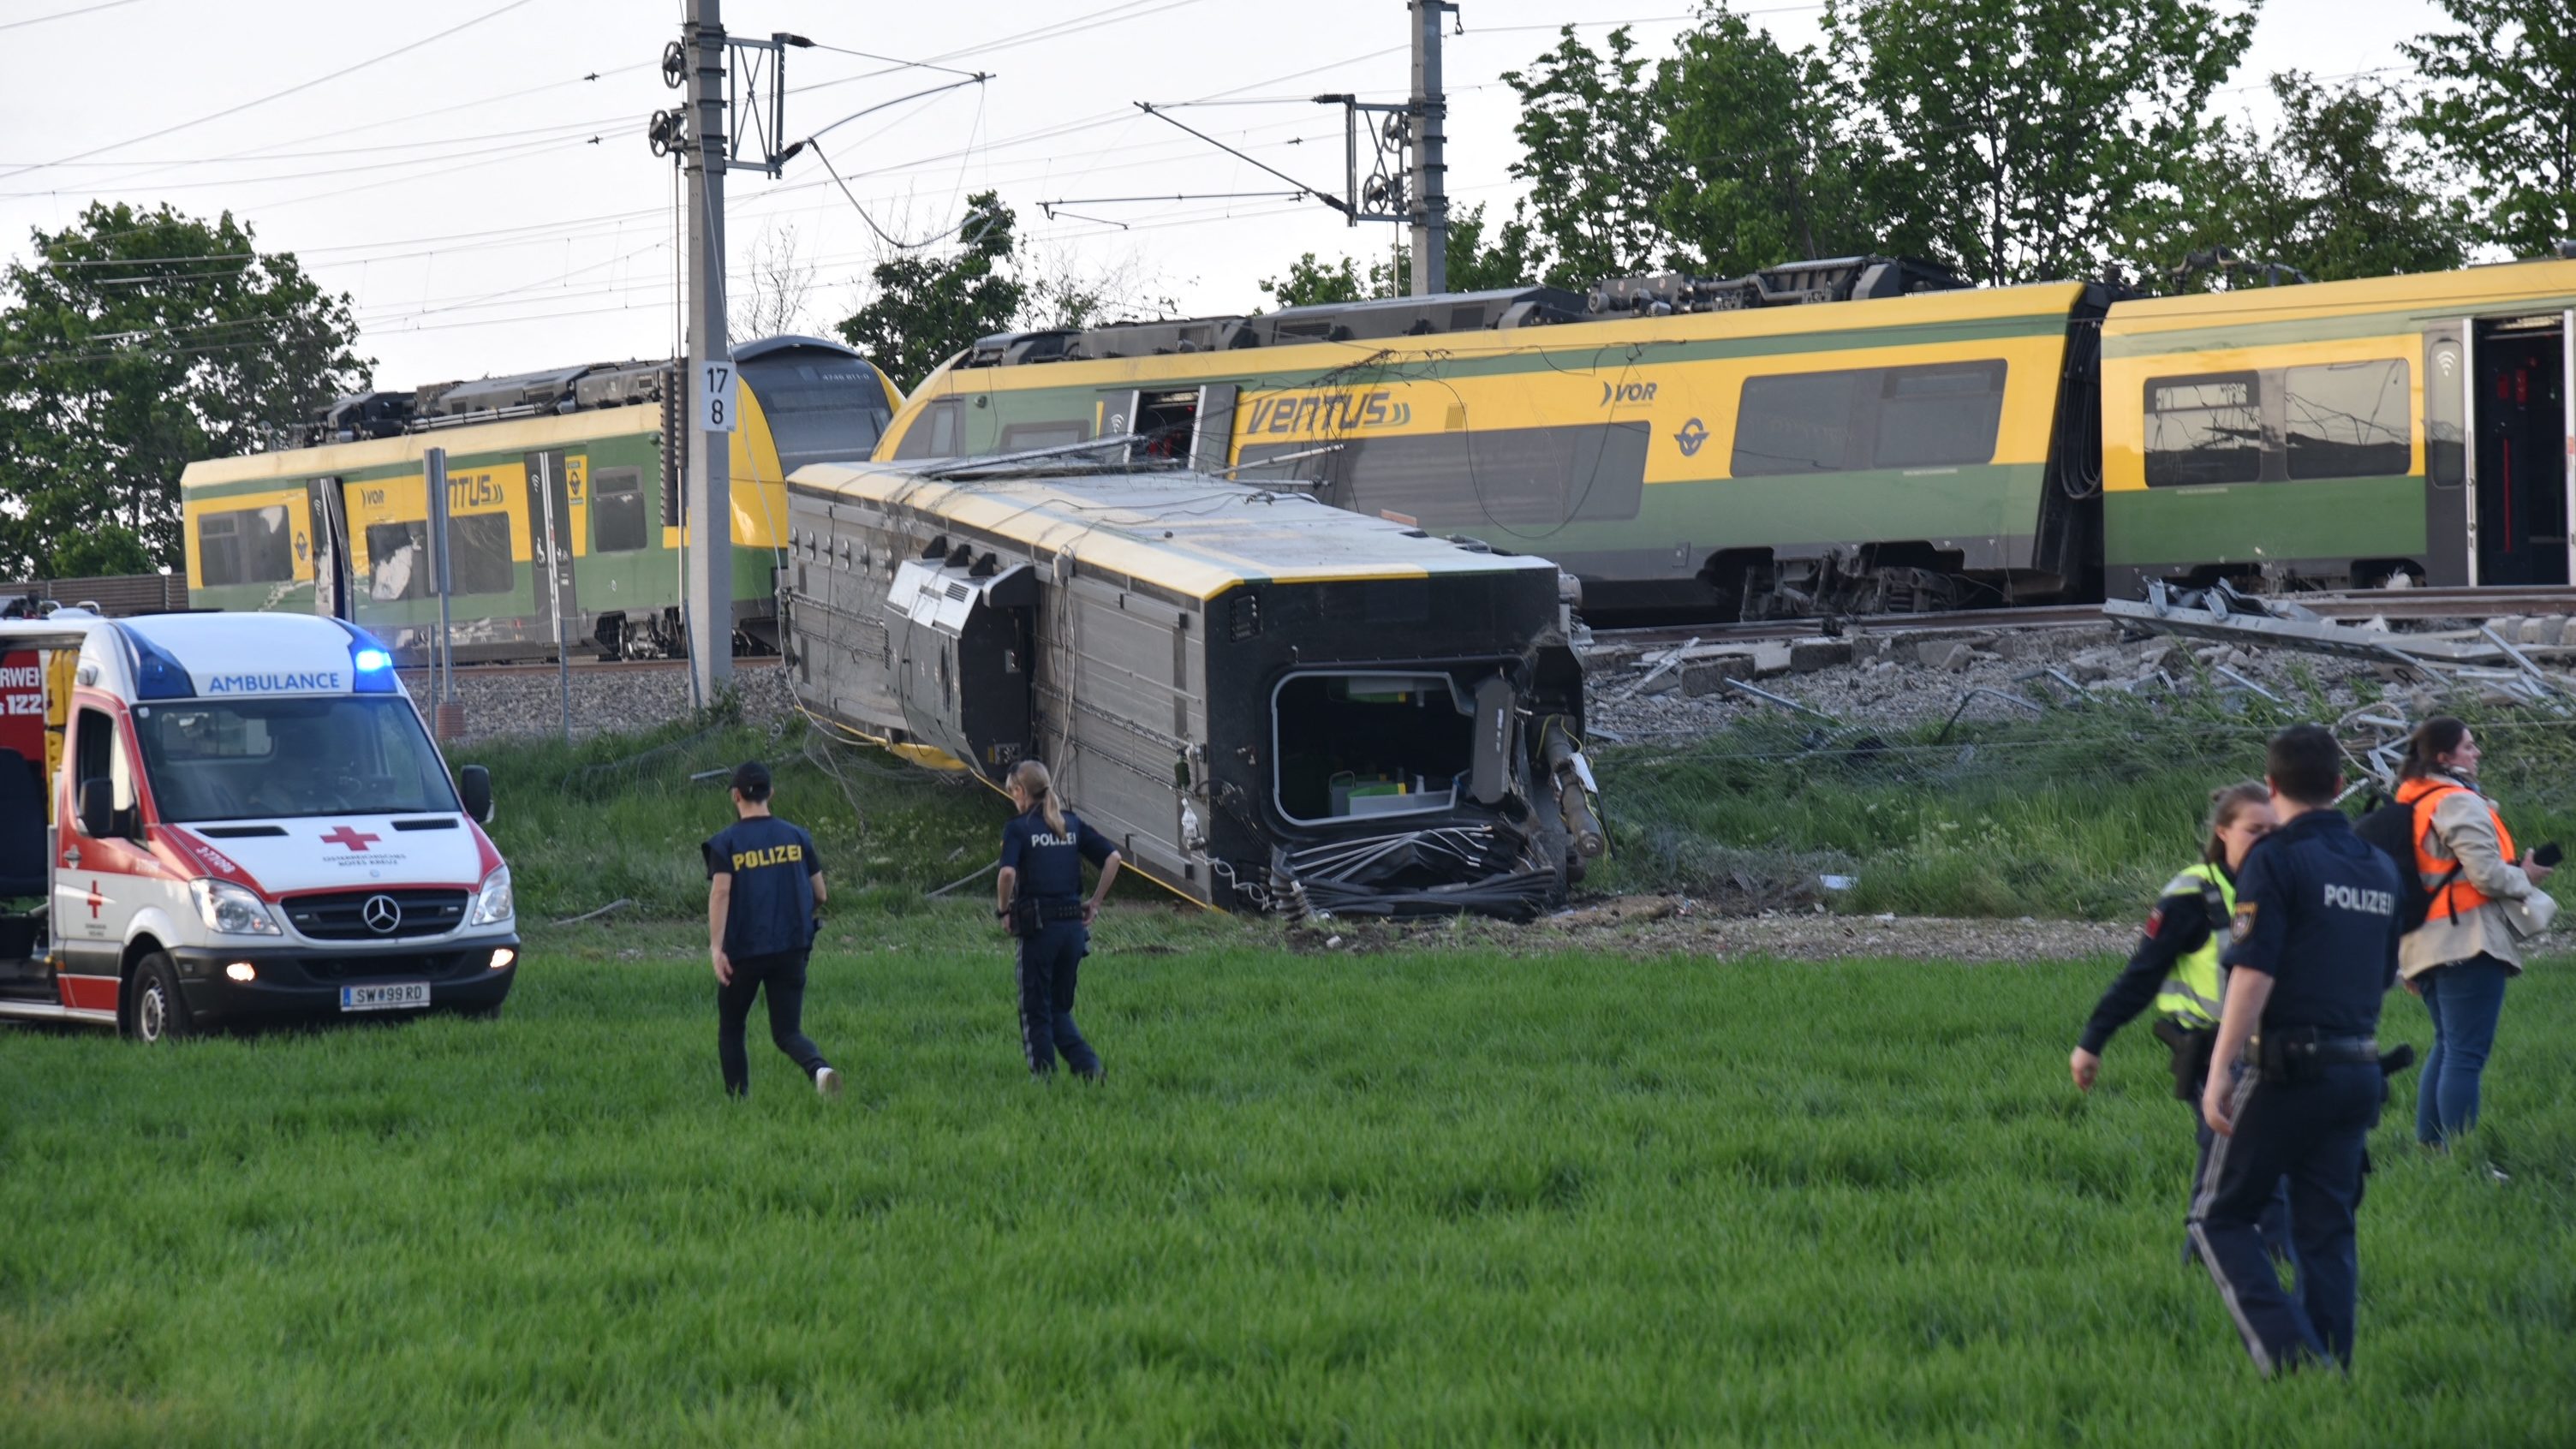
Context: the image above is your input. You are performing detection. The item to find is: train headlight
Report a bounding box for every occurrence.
[190,879,282,936]
[470,866,514,927]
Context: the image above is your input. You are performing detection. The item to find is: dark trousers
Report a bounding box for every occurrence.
[1016,922,1100,1078]
[717,949,829,1096]
[2187,1089,2297,1267]
[2187,1061,2381,1374]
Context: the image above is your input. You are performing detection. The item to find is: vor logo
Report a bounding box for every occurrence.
[1673,418,1709,457]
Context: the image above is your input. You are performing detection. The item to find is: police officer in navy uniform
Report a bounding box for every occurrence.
[2071,781,2295,1266]
[993,760,1122,1079]
[705,761,839,1099]
[2192,724,2402,1374]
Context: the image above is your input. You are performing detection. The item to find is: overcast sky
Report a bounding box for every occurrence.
[0,0,2452,389]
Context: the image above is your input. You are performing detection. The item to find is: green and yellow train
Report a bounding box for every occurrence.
[870,254,2576,617]
[179,336,900,661]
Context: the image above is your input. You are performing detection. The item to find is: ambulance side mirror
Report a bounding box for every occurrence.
[456,765,492,824]
[77,778,116,839]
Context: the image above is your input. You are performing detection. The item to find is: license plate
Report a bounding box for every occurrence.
[340,982,430,1012]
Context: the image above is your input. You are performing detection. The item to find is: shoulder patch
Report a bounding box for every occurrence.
[2230,902,2256,942]
[2144,904,2165,937]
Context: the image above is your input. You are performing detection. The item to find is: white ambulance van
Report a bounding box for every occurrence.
[0,610,517,1041]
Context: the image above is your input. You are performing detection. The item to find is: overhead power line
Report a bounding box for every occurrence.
[0,0,543,182]
[0,0,146,33]
[800,42,990,83]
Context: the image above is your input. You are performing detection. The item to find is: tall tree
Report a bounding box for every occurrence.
[1656,5,1919,275]
[1502,26,1680,287]
[1015,244,1178,332]
[733,222,818,339]
[2401,0,2576,257]
[1256,253,1368,309]
[0,202,367,578]
[1255,206,1538,307]
[1825,0,2256,283]
[834,191,1023,392]
[2131,73,2471,287]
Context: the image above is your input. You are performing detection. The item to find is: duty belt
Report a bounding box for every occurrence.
[1036,899,1084,923]
[2245,1033,2379,1066]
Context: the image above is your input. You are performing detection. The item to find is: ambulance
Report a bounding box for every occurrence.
[0,610,518,1041]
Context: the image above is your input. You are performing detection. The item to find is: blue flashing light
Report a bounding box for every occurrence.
[114,623,196,701]
[335,621,400,693]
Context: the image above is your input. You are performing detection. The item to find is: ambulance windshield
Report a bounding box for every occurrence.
[132,697,462,823]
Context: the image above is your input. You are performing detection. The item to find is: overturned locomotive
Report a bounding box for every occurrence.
[778,456,1603,919]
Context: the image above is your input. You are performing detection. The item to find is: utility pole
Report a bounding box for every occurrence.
[1408,1,1455,296]
[684,0,733,700]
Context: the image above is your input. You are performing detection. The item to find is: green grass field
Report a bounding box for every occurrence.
[5,917,2571,1446]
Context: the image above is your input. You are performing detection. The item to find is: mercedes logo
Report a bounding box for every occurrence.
[361,894,402,934]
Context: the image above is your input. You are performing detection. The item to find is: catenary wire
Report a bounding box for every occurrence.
[0,0,546,182]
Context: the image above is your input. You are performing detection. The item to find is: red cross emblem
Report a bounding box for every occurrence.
[320,826,381,853]
[85,880,102,919]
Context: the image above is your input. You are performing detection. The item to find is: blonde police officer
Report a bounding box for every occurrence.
[2071,781,2292,1261]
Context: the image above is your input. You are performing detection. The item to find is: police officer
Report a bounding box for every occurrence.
[2071,781,2293,1263]
[704,760,839,1098]
[993,760,1121,1079]
[2192,724,2401,1375]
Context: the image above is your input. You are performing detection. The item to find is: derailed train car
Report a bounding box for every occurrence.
[779,457,1604,919]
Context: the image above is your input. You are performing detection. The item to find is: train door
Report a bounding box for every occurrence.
[2423,325,2472,585]
[307,476,351,620]
[526,450,581,658]
[1100,385,1235,468]
[2470,314,2571,586]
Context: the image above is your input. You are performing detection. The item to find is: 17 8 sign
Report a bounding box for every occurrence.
[700,359,737,433]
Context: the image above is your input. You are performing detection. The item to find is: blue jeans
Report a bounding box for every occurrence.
[2416,956,2512,1145]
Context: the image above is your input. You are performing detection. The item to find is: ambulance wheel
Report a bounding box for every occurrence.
[126,954,190,1045]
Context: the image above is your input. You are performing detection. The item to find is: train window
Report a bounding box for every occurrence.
[1874,361,2008,468]
[1732,362,2008,476]
[890,399,964,460]
[196,505,296,587]
[592,468,648,553]
[1334,422,1649,528]
[2283,359,2410,480]
[999,420,1088,453]
[1732,373,1869,474]
[1270,672,1474,826]
[2144,372,2263,486]
[363,522,430,601]
[447,513,518,597]
[737,355,889,473]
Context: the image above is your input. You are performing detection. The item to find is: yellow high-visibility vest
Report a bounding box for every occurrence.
[2155,862,2231,1028]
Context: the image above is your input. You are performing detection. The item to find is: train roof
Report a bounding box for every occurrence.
[2102,255,2576,343]
[927,280,2096,392]
[787,461,1563,602]
[179,402,661,489]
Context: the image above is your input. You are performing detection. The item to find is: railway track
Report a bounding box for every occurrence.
[394,655,784,679]
[1587,586,2576,653]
